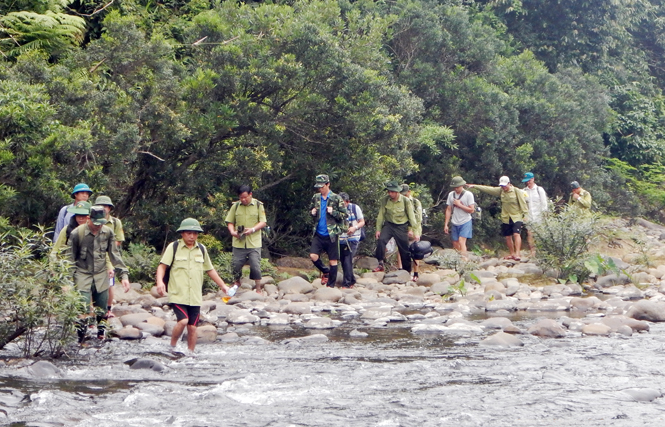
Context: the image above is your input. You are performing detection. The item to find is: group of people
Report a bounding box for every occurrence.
[49,173,590,352]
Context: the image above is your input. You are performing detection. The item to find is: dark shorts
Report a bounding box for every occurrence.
[232,247,262,280]
[310,232,339,261]
[171,303,200,326]
[501,219,523,236]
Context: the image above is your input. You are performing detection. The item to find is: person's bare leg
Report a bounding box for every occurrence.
[458,236,468,259]
[255,279,263,294]
[187,324,197,352]
[527,229,536,257]
[396,251,402,269]
[171,319,188,348]
[505,236,515,258]
[452,240,461,252]
[513,233,522,259]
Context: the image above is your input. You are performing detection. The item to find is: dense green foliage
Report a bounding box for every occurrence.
[2,0,665,255]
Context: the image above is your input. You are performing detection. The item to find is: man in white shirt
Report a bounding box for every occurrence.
[521,172,548,257]
[444,176,475,259]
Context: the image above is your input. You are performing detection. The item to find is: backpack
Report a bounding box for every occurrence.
[453,190,482,221]
[409,240,433,260]
[349,203,366,241]
[163,240,207,291]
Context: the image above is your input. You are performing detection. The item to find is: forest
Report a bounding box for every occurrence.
[2,0,665,255]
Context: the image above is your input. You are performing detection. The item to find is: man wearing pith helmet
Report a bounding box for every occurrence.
[155,218,230,354]
[94,195,125,318]
[54,183,93,242]
[68,205,130,342]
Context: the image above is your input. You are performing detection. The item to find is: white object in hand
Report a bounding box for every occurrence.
[227,284,238,297]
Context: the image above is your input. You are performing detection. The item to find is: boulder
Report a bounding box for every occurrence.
[28,361,61,377]
[226,310,260,324]
[304,317,335,329]
[135,322,164,337]
[350,329,369,338]
[146,316,166,328]
[149,286,163,299]
[570,296,602,311]
[479,332,524,347]
[196,324,218,343]
[220,332,240,343]
[119,313,153,327]
[595,274,631,289]
[115,326,142,340]
[382,270,412,285]
[416,273,441,287]
[127,358,167,372]
[282,293,310,302]
[112,305,148,317]
[430,282,451,295]
[267,314,290,325]
[113,288,142,304]
[275,257,313,269]
[282,302,312,315]
[311,287,343,302]
[227,291,266,304]
[355,257,379,270]
[484,281,506,293]
[361,272,385,282]
[528,319,566,338]
[481,317,515,331]
[601,316,649,332]
[135,294,159,310]
[627,300,665,322]
[201,300,217,313]
[581,323,612,336]
[361,307,392,320]
[278,276,314,294]
[485,299,517,312]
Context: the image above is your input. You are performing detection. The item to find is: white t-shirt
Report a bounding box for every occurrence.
[446,190,475,226]
[340,203,364,242]
[524,185,548,222]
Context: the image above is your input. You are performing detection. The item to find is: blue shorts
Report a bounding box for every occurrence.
[451,221,472,241]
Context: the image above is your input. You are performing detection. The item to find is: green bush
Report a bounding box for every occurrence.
[123,242,161,285]
[0,227,86,357]
[530,206,600,282]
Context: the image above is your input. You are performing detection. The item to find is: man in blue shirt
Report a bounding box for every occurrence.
[309,174,347,287]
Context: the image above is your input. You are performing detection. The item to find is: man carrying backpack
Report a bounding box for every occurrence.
[155,218,230,354]
[94,195,125,317]
[521,172,548,258]
[444,176,475,260]
[225,185,267,294]
[338,192,365,288]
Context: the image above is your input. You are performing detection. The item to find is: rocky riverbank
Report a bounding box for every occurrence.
[101,217,665,349]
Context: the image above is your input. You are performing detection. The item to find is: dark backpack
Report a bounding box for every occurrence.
[409,240,433,260]
[349,203,366,241]
[163,241,206,291]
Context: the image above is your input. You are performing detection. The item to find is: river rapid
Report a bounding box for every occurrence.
[2,314,665,427]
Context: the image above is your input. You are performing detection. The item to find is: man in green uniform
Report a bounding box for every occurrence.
[569,181,592,211]
[398,184,423,279]
[68,205,131,342]
[309,174,347,287]
[155,218,230,354]
[373,181,418,273]
[94,195,125,317]
[225,185,267,294]
[467,176,529,261]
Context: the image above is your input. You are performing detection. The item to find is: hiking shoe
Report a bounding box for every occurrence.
[372,264,385,272]
[321,273,329,286]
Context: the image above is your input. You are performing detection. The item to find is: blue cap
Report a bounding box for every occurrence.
[521,172,534,183]
[71,183,92,198]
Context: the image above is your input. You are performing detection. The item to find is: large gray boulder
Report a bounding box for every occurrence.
[528,319,567,338]
[278,276,314,294]
[28,361,61,378]
[581,323,612,336]
[480,332,524,347]
[127,358,167,372]
[304,317,335,329]
[115,326,142,340]
[601,315,649,332]
[383,270,412,285]
[627,300,665,322]
[282,302,312,315]
[311,287,343,302]
[355,257,379,270]
[196,324,218,343]
[226,309,260,324]
[595,274,631,289]
[416,273,441,287]
[119,313,153,327]
[135,322,164,337]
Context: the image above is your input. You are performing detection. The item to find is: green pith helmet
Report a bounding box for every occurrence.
[177,218,204,232]
[67,201,92,215]
[384,180,402,192]
[400,184,410,194]
[449,176,466,187]
[94,195,114,207]
[314,174,329,188]
[90,206,108,225]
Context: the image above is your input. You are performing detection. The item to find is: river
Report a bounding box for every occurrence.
[2,315,665,426]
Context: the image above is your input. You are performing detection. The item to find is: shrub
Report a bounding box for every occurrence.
[530,205,600,282]
[123,242,161,285]
[0,226,86,357]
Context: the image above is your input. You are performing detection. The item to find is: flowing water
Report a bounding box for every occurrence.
[3,316,665,427]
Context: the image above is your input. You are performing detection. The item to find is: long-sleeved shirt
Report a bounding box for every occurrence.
[53,203,74,242]
[473,185,529,224]
[376,194,417,232]
[569,189,592,210]
[524,185,548,222]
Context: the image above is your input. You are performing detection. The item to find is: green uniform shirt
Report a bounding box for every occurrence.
[569,189,592,210]
[408,196,423,237]
[52,225,114,271]
[376,194,417,232]
[68,223,129,293]
[159,239,214,306]
[108,216,125,242]
[474,185,529,224]
[225,199,267,249]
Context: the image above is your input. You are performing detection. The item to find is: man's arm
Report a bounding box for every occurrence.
[578,192,592,209]
[329,194,347,221]
[467,184,502,197]
[107,232,130,292]
[53,205,68,241]
[375,198,386,238]
[444,205,452,234]
[155,263,168,296]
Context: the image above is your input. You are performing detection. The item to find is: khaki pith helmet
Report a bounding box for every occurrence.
[94,195,114,207]
[177,218,204,232]
[450,176,466,187]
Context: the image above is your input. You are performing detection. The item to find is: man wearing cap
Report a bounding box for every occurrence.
[68,205,131,342]
[54,183,93,242]
[373,181,418,273]
[467,176,529,261]
[226,184,267,294]
[155,218,230,353]
[50,201,92,263]
[95,195,125,316]
[309,174,347,287]
[521,172,548,257]
[569,181,592,211]
[444,176,475,259]
[398,184,423,279]
[338,192,365,288]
